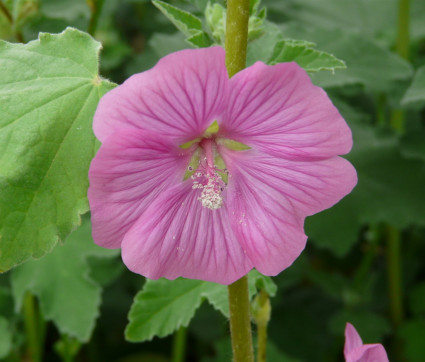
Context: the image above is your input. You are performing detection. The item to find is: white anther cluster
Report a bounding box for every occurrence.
[191,170,225,210]
[199,175,223,210]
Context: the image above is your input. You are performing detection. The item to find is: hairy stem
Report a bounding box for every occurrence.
[224,1,254,361]
[228,276,254,362]
[225,0,250,78]
[171,326,187,362]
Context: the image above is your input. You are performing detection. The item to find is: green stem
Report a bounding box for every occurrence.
[23,293,42,362]
[0,0,12,23]
[391,0,410,132]
[253,290,271,362]
[224,1,254,361]
[171,326,187,362]
[353,226,381,291]
[225,0,250,78]
[257,322,267,362]
[87,0,105,36]
[395,0,410,60]
[0,0,24,42]
[386,226,404,327]
[228,276,254,362]
[386,0,409,330]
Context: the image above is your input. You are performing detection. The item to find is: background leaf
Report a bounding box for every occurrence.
[269,39,345,72]
[282,26,413,91]
[125,278,218,342]
[126,270,276,342]
[0,27,115,271]
[0,316,12,358]
[399,320,425,362]
[306,121,425,256]
[402,65,425,106]
[10,218,119,342]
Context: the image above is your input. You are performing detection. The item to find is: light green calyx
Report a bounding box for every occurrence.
[204,120,220,136]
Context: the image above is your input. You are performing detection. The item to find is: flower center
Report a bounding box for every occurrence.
[190,139,227,210]
[180,121,250,210]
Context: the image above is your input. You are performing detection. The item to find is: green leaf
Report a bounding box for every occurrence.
[0,28,115,271]
[283,26,413,91]
[249,269,277,297]
[149,32,188,58]
[247,22,283,64]
[0,316,12,359]
[125,278,224,342]
[10,218,119,342]
[152,0,203,37]
[205,2,226,44]
[274,0,425,45]
[401,65,425,106]
[204,270,277,318]
[186,31,213,48]
[278,0,396,44]
[38,0,88,22]
[306,122,425,256]
[269,39,346,72]
[125,270,277,341]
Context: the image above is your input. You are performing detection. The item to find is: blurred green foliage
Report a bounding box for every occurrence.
[0,0,424,361]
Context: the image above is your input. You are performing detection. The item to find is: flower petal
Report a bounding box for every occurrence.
[358,344,389,362]
[344,323,389,362]
[121,182,253,284]
[221,61,352,159]
[88,130,191,248]
[93,47,228,144]
[221,148,357,275]
[344,323,363,357]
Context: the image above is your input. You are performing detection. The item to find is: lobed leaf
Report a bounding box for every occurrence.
[269,39,346,72]
[152,0,213,48]
[0,27,115,271]
[125,278,218,342]
[152,0,203,37]
[125,270,276,342]
[186,31,213,48]
[10,218,118,342]
[281,27,414,91]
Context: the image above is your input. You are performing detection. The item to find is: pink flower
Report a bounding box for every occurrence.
[344,323,389,362]
[88,46,357,284]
